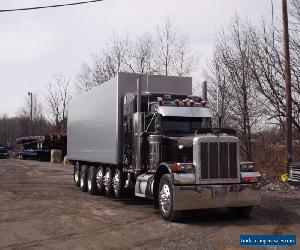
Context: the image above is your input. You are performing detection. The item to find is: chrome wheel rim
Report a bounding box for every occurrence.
[87,177,92,191]
[104,170,111,191]
[159,184,171,214]
[113,172,119,194]
[74,168,79,183]
[80,175,84,187]
[96,168,103,189]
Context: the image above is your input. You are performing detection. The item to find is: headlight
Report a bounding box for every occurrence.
[172,162,194,174]
[240,161,255,172]
[240,171,261,183]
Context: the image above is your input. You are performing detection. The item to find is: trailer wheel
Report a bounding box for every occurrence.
[74,163,80,187]
[112,168,124,198]
[158,174,180,222]
[96,166,105,194]
[104,167,113,196]
[80,165,88,192]
[87,166,98,195]
[229,206,253,218]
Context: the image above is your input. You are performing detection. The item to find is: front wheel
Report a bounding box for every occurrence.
[158,174,180,222]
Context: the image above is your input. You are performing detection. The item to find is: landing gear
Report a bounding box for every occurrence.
[158,174,180,222]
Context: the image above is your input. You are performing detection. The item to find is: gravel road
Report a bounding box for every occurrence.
[0,159,299,250]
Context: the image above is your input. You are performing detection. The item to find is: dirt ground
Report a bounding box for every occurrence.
[0,159,299,250]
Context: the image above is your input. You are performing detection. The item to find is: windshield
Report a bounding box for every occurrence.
[162,116,212,134]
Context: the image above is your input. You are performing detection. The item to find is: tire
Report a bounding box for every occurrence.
[158,174,180,222]
[229,206,253,218]
[112,168,124,198]
[96,166,105,194]
[104,167,113,196]
[74,163,80,187]
[80,165,88,192]
[87,166,98,195]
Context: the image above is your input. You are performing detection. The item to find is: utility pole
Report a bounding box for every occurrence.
[282,0,293,168]
[28,92,33,135]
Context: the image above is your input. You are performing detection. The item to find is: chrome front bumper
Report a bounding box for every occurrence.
[173,183,261,211]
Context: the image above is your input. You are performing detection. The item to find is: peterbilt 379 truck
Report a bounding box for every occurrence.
[67,72,261,221]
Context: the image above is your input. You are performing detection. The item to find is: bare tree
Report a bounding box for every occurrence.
[18,93,46,135]
[132,33,154,74]
[173,34,197,76]
[153,16,177,76]
[45,74,72,133]
[248,15,300,134]
[76,16,197,92]
[153,16,196,76]
[205,16,263,160]
[291,0,300,24]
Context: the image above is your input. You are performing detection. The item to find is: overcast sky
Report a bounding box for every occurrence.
[0,0,281,117]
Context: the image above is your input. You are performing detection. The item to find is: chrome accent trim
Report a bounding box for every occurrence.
[104,170,111,192]
[112,171,120,194]
[148,135,162,171]
[193,135,240,184]
[135,173,154,198]
[173,173,196,185]
[240,172,261,178]
[133,112,145,172]
[158,106,212,117]
[159,184,171,213]
[173,183,261,211]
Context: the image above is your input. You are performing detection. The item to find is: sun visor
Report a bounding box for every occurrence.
[158,106,212,117]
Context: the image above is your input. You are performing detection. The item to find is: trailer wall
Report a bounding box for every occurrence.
[67,72,192,164]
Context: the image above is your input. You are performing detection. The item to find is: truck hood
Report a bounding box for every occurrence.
[164,135,194,147]
[162,136,194,163]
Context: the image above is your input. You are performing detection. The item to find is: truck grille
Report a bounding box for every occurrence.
[200,142,238,180]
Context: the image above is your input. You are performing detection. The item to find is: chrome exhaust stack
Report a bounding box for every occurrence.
[133,76,145,174]
[202,81,207,103]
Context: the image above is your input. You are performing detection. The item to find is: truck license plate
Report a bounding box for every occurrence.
[213,187,226,197]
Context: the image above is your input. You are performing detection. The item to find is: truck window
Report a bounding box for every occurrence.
[155,114,162,132]
[146,114,162,133]
[146,114,155,132]
[162,116,212,134]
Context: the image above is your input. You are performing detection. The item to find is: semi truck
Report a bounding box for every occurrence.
[67,72,261,221]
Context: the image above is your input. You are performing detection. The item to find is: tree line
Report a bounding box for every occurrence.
[205,0,300,160]
[0,1,299,165]
[76,16,197,92]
